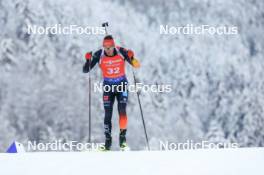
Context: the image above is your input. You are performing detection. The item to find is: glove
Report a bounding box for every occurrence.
[132,58,140,68]
[85,52,92,60]
[127,50,134,59]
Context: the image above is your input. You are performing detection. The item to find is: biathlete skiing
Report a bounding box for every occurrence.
[83,35,140,151]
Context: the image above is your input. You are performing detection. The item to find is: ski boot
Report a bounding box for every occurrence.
[119,129,130,151]
[100,137,112,151]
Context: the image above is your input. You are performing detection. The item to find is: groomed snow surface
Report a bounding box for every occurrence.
[1,148,264,175]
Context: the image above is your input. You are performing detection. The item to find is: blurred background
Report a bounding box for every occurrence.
[0,0,264,151]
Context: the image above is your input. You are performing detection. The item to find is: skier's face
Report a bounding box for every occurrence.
[104,46,114,56]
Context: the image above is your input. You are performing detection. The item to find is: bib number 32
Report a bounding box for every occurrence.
[107,67,120,75]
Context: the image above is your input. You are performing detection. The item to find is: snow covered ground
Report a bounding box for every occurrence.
[1,148,264,175]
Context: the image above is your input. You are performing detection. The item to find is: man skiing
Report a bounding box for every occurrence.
[83,35,140,150]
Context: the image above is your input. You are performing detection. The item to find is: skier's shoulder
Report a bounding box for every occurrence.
[94,49,103,57]
[116,46,128,57]
[91,49,103,63]
[116,46,127,52]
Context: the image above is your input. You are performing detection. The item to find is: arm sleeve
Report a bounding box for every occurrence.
[118,47,133,65]
[83,49,102,73]
[119,47,140,68]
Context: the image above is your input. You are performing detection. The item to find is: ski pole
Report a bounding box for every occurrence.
[87,22,108,144]
[132,69,150,151]
[88,54,92,143]
[102,22,109,35]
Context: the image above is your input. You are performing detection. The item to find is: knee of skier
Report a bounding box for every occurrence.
[104,116,112,125]
[118,102,127,114]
